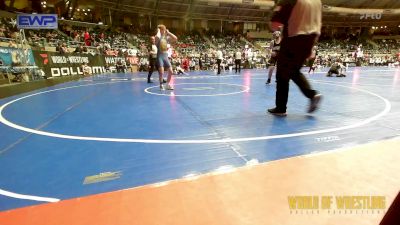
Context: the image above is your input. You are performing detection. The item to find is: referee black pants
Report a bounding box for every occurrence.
[217,59,222,74]
[275,34,318,112]
[147,58,157,82]
[235,59,241,73]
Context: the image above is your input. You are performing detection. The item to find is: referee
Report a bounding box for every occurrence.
[268,0,322,116]
[147,36,157,83]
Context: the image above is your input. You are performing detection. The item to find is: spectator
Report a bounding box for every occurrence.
[116,59,126,73]
[74,44,84,53]
[84,30,91,46]
[60,43,69,54]
[8,40,17,48]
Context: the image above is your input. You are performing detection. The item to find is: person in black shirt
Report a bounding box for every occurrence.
[147,36,157,83]
[266,31,281,84]
[116,59,125,73]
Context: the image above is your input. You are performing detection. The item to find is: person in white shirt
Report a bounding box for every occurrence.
[81,63,91,76]
[235,49,242,73]
[369,57,375,66]
[175,64,188,75]
[167,44,173,58]
[226,57,233,72]
[189,59,196,71]
[247,48,253,69]
[356,44,363,66]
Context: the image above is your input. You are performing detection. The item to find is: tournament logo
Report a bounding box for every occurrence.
[39,54,49,65]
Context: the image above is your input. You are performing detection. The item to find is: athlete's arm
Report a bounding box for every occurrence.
[167,30,178,42]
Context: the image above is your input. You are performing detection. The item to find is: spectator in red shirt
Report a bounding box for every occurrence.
[182,57,190,71]
[84,30,91,46]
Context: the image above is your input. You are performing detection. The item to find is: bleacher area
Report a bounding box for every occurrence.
[1,11,400,90]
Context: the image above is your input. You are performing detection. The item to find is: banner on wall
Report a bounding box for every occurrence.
[32,51,140,78]
[0,47,36,66]
[17,14,58,30]
[104,56,139,65]
[32,51,105,78]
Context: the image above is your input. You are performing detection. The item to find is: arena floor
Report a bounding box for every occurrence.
[0,67,399,224]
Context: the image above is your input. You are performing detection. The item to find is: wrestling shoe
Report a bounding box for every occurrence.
[308,94,322,113]
[267,108,287,116]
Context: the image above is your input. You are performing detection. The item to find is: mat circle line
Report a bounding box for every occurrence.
[0,81,391,144]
